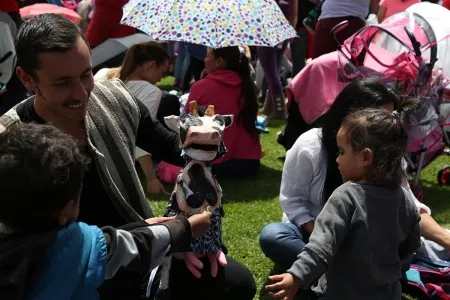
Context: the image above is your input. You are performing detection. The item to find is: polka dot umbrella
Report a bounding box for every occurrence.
[120,0,297,48]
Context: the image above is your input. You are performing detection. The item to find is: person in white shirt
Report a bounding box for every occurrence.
[260,78,450,272]
[94,42,176,195]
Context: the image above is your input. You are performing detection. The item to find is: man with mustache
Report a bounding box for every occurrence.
[0,13,255,300]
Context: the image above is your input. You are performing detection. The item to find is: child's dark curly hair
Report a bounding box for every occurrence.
[341,108,409,185]
[0,123,90,232]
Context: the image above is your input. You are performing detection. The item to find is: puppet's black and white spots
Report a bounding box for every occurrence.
[164,101,233,161]
[166,208,223,254]
[164,101,232,256]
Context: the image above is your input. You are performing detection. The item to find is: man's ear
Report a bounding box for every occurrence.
[361,148,373,167]
[164,115,180,134]
[222,115,233,128]
[16,67,37,92]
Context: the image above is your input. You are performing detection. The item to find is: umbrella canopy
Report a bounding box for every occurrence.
[91,33,155,68]
[121,0,297,48]
[20,3,81,24]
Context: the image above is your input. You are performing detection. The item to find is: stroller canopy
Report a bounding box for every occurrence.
[287,2,450,124]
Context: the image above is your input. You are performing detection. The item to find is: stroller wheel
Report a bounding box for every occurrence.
[437,166,450,185]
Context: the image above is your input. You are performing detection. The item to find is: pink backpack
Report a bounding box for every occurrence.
[402,254,450,299]
[158,162,182,185]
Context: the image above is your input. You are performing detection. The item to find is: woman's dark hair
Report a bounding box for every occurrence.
[119,41,169,81]
[212,47,258,139]
[320,78,401,201]
[0,123,90,232]
[341,108,409,185]
[15,14,90,79]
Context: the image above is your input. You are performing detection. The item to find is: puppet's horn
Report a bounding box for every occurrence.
[189,101,199,116]
[205,105,215,116]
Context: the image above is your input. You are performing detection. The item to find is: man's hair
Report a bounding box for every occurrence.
[15,14,90,78]
[0,123,90,232]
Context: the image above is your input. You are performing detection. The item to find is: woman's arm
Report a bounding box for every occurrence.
[400,161,450,250]
[420,211,450,250]
[280,136,317,229]
[136,152,168,195]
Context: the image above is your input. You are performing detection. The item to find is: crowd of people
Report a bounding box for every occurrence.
[1,0,450,300]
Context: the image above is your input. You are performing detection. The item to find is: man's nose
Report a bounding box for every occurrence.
[72,79,89,101]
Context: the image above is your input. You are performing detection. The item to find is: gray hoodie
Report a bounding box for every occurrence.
[288,182,421,300]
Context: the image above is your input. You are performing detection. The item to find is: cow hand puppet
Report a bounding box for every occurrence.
[164,101,233,278]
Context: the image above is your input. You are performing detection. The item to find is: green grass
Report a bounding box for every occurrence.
[150,77,450,299]
[157,76,177,92]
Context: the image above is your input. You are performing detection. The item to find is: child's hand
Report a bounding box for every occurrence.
[266,273,302,300]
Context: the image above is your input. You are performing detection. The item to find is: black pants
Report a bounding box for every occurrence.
[99,256,256,300]
[277,100,315,151]
[183,57,205,93]
[212,159,260,179]
[168,256,256,300]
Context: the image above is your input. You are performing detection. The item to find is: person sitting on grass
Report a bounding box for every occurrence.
[185,46,263,178]
[266,108,421,300]
[0,123,212,300]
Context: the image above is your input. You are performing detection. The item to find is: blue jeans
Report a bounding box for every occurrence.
[259,222,310,271]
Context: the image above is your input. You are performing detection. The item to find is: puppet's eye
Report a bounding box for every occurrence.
[180,115,190,124]
[214,116,224,126]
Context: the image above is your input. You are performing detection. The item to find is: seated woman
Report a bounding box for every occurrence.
[259,78,438,272]
[94,41,180,194]
[185,46,263,178]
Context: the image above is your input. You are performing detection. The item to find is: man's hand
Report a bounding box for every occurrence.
[188,212,212,238]
[147,176,169,195]
[266,273,302,300]
[145,216,176,225]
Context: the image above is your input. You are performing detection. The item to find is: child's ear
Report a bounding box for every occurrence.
[361,148,373,167]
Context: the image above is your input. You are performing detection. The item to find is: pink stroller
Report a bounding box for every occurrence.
[287,2,450,201]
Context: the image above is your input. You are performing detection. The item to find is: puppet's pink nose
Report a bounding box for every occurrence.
[184,126,221,146]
